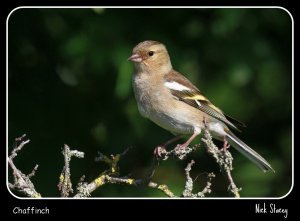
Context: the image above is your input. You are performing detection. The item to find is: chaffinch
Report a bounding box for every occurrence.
[128,40,274,172]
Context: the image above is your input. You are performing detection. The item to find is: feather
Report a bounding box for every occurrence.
[226,130,274,172]
[164,71,244,131]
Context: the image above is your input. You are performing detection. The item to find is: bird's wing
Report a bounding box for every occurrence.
[164,71,245,131]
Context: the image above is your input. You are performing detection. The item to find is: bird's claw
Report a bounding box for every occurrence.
[154,146,167,159]
[175,144,187,152]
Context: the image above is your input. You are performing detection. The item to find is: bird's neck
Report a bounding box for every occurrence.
[135,61,172,76]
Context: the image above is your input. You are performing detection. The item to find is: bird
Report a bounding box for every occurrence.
[128,40,274,172]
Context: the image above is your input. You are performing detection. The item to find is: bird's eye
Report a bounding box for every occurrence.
[148,51,154,56]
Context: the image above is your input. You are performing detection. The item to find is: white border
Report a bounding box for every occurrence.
[6,6,294,200]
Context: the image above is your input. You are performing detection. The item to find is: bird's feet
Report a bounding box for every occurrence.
[154,136,184,160]
[174,143,194,160]
[175,143,188,152]
[222,138,230,151]
[153,146,167,159]
[154,137,197,160]
[154,144,191,160]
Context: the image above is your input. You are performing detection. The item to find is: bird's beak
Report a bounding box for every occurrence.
[128,54,142,63]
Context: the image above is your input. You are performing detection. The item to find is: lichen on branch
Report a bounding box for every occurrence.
[8,129,241,198]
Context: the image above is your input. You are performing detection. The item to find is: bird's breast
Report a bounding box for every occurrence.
[132,72,170,116]
[132,72,195,134]
[132,73,152,118]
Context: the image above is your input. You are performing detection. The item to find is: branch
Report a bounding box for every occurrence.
[74,152,176,197]
[202,127,241,197]
[8,134,41,198]
[8,130,241,198]
[58,144,84,197]
[182,160,215,197]
[155,144,199,161]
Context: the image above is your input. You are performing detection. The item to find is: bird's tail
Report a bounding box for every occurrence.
[225,131,274,173]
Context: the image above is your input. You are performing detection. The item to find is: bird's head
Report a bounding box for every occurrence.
[128,40,172,74]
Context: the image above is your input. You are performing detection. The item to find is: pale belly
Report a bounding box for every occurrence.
[146,110,195,135]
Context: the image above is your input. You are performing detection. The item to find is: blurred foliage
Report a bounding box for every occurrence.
[8,8,292,197]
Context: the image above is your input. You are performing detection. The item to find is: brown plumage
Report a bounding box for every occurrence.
[129,40,274,172]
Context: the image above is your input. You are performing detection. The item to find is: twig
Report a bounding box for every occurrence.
[197,172,215,197]
[74,152,176,198]
[9,130,241,198]
[157,145,197,161]
[182,160,215,197]
[136,157,175,197]
[8,134,41,198]
[147,182,175,197]
[28,165,39,178]
[10,134,30,160]
[58,144,84,197]
[202,127,241,197]
[182,160,195,197]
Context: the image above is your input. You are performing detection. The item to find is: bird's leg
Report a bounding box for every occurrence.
[176,128,201,150]
[202,116,208,128]
[222,137,230,151]
[162,135,184,147]
[154,135,184,158]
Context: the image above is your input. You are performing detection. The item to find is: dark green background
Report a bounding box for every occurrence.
[8,8,292,197]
